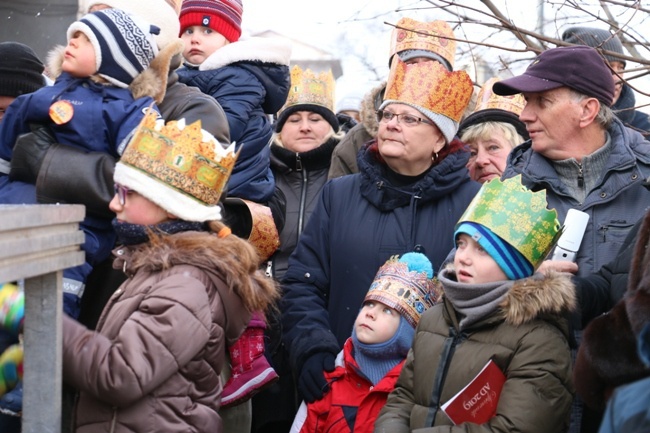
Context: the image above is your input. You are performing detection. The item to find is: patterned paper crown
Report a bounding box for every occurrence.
[389,18,456,69]
[282,65,335,111]
[384,57,473,125]
[365,255,440,328]
[115,108,238,222]
[473,77,526,116]
[456,175,562,269]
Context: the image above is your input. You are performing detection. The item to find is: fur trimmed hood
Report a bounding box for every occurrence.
[197,37,292,71]
[113,230,278,315]
[358,80,385,138]
[46,39,184,104]
[501,270,576,326]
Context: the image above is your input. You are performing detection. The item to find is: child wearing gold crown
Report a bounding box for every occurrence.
[289,252,439,433]
[375,176,576,433]
[48,112,280,432]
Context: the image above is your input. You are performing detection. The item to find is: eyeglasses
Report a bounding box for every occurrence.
[376,110,434,127]
[114,184,131,206]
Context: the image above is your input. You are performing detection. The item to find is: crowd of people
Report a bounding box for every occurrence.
[0,1,648,432]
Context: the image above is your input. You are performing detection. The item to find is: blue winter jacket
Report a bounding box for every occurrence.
[280,140,480,371]
[501,118,650,277]
[177,38,291,203]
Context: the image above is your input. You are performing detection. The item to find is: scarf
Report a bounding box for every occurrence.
[112,219,207,246]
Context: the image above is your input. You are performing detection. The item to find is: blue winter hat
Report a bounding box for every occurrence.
[67,9,160,88]
[455,222,533,280]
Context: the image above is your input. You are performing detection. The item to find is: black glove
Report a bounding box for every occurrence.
[9,123,55,184]
[298,351,336,403]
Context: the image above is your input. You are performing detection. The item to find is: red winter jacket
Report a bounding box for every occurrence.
[291,338,404,433]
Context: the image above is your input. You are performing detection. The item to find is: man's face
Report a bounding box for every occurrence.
[0,96,15,122]
[519,87,587,161]
[610,61,625,105]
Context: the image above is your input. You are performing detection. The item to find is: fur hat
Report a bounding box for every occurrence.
[0,42,45,97]
[179,0,243,42]
[364,252,440,328]
[84,0,182,50]
[67,9,160,88]
[562,26,626,67]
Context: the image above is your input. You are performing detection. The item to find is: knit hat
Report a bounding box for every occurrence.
[67,9,160,88]
[455,222,532,280]
[275,66,339,133]
[0,42,45,97]
[454,175,561,279]
[179,0,243,42]
[380,57,473,143]
[562,26,626,67]
[364,252,439,328]
[493,46,615,107]
[458,77,528,140]
[336,94,362,114]
[114,108,237,222]
[84,0,181,50]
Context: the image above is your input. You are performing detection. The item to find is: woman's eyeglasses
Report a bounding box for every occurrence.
[376,110,434,127]
[114,184,131,206]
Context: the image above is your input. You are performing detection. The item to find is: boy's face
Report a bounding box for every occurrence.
[62,31,97,78]
[454,233,508,284]
[181,25,229,65]
[109,184,174,225]
[354,300,401,345]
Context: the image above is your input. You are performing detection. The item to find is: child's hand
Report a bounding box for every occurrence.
[0,344,23,396]
[0,284,24,335]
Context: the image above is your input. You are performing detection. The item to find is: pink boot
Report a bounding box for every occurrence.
[221,312,278,408]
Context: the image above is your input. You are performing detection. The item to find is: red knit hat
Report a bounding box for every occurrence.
[179,0,243,42]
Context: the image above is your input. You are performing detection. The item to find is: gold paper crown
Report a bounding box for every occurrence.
[457,175,561,269]
[384,57,473,124]
[120,108,237,209]
[473,77,526,116]
[389,18,456,68]
[364,255,441,328]
[281,65,335,112]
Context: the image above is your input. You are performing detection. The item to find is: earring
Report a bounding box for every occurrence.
[432,152,438,162]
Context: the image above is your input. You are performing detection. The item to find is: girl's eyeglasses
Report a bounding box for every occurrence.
[114,184,131,206]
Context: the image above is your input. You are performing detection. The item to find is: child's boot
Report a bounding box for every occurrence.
[0,344,23,417]
[221,312,278,408]
[0,284,23,335]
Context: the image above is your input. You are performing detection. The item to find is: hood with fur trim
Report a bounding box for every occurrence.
[358,80,385,139]
[197,37,291,71]
[46,39,183,104]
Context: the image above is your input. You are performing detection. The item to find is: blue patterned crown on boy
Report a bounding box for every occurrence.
[364,252,441,328]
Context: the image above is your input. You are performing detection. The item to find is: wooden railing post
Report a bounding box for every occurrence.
[0,204,85,433]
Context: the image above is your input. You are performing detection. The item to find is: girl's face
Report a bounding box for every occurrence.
[62,31,97,78]
[279,111,333,153]
[181,25,229,65]
[109,184,173,225]
[354,300,401,345]
[454,233,508,284]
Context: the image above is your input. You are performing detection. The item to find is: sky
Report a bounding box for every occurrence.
[239,0,650,113]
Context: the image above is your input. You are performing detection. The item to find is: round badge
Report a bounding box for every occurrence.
[49,100,74,125]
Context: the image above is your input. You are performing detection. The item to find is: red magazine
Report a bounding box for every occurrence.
[441,359,506,425]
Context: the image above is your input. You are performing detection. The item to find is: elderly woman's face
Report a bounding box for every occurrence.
[376,103,445,176]
[279,111,332,153]
[466,130,515,184]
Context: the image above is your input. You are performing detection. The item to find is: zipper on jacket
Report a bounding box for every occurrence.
[577,164,584,188]
[297,157,309,237]
[425,326,466,427]
[109,407,117,433]
[409,190,423,249]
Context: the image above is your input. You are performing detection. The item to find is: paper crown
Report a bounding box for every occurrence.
[282,65,335,112]
[114,108,238,222]
[389,18,456,69]
[473,77,526,116]
[456,175,561,269]
[365,253,440,328]
[384,57,473,125]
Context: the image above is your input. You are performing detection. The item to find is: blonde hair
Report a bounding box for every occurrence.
[460,121,524,149]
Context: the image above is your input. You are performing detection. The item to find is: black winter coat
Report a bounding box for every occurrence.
[281,140,480,373]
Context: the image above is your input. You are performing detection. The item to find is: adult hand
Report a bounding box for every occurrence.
[9,123,55,184]
[298,352,336,403]
[537,260,579,274]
